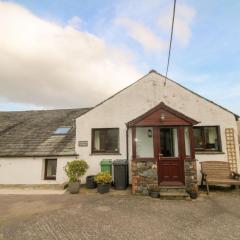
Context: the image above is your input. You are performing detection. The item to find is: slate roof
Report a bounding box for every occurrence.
[0,108,90,157]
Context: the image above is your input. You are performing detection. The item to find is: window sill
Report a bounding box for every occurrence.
[90,153,122,156]
[195,151,225,155]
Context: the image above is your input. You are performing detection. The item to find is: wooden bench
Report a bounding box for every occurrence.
[200,161,240,194]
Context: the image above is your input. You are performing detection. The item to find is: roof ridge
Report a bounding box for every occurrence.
[0,107,92,114]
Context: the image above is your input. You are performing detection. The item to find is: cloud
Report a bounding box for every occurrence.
[115,17,166,51]
[0,2,141,109]
[67,16,83,30]
[158,3,196,46]
[113,1,195,52]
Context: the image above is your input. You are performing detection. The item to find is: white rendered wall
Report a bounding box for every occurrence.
[0,156,75,184]
[76,72,240,184]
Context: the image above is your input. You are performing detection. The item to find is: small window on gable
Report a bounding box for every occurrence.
[54,127,71,135]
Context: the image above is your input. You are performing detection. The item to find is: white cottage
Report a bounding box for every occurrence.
[0,70,239,195]
[76,70,240,195]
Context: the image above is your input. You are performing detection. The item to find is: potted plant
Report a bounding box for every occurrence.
[149,185,160,198]
[64,160,89,194]
[94,172,112,194]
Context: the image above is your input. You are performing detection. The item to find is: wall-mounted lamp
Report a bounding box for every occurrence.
[148,129,152,138]
[160,113,165,121]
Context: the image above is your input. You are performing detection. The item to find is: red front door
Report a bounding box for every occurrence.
[157,127,185,186]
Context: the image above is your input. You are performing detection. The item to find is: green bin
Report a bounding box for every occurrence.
[100,159,112,174]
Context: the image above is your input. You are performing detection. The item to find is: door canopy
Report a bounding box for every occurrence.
[127,102,199,127]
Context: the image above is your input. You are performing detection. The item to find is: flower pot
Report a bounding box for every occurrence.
[189,191,198,199]
[68,182,80,194]
[150,191,160,198]
[97,183,111,194]
[86,175,97,189]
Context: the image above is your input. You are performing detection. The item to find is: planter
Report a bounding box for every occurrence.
[97,183,111,194]
[189,191,198,199]
[86,175,97,189]
[68,182,80,194]
[150,191,160,198]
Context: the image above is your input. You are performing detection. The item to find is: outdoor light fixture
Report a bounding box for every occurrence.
[148,129,152,138]
[160,113,165,121]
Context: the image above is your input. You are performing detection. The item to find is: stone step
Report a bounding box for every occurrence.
[160,191,190,200]
[159,186,186,193]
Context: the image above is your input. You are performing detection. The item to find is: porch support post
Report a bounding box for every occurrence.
[184,126,198,196]
[131,127,138,194]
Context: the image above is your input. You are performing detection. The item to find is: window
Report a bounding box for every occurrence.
[160,128,179,157]
[44,159,57,180]
[184,127,191,156]
[193,126,221,152]
[54,127,71,135]
[136,127,154,158]
[92,128,119,153]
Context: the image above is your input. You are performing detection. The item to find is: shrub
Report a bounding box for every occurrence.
[94,172,112,184]
[64,160,89,182]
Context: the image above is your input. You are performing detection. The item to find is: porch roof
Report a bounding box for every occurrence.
[127,102,199,127]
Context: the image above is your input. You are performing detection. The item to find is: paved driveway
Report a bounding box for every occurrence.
[0,190,240,240]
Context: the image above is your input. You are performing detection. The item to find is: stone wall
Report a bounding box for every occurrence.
[184,159,198,194]
[132,160,158,195]
[132,159,198,195]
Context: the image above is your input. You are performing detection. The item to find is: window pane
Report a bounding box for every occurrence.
[193,128,203,149]
[184,127,191,156]
[105,129,119,152]
[204,127,219,150]
[136,127,154,158]
[54,127,71,134]
[93,129,119,153]
[46,159,57,178]
[193,126,220,151]
[160,128,179,157]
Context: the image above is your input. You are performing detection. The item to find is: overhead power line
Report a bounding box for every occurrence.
[164,0,177,86]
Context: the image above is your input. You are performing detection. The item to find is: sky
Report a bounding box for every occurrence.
[0,0,240,115]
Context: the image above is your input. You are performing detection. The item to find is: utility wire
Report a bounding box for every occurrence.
[164,0,177,86]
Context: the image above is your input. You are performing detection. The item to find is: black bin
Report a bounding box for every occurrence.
[113,159,128,190]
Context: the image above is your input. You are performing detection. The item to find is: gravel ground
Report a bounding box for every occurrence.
[0,189,240,240]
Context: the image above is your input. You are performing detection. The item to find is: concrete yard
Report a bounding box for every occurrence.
[0,189,240,240]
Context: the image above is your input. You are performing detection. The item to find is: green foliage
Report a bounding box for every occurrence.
[94,172,112,184]
[65,160,89,182]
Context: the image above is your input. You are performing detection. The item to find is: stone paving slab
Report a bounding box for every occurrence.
[0,191,240,240]
[0,189,67,195]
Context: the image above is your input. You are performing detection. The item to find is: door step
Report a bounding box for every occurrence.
[159,186,190,200]
[160,191,190,200]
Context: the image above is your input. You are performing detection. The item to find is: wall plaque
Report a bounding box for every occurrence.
[78,141,88,147]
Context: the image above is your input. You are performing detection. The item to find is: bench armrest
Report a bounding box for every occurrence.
[231,171,240,180]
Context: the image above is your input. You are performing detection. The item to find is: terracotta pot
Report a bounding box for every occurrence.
[68,182,80,194]
[97,183,111,194]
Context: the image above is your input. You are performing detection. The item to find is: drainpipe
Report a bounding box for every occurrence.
[126,125,129,185]
[126,126,129,162]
